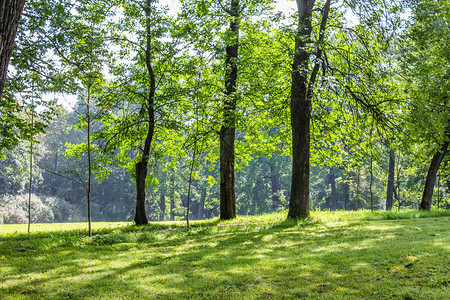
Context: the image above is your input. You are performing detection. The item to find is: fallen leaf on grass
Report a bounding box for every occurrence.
[160,280,165,284]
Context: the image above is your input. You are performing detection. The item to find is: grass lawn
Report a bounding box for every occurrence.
[0,210,449,299]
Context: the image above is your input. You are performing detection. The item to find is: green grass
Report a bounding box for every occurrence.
[0,210,449,299]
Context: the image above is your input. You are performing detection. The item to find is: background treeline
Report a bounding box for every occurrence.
[1,103,448,224]
[0,0,449,224]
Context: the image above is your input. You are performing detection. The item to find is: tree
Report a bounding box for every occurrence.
[399,0,450,210]
[0,0,25,101]
[219,0,241,220]
[288,0,331,218]
[98,0,185,225]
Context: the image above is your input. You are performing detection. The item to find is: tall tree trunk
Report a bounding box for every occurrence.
[134,0,156,225]
[419,140,449,210]
[329,169,337,211]
[288,0,331,218]
[269,163,282,210]
[219,0,239,220]
[386,148,395,210]
[0,0,25,101]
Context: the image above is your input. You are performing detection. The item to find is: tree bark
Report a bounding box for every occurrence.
[386,148,395,210]
[135,160,149,225]
[419,140,449,210]
[0,0,25,101]
[288,0,314,218]
[219,0,239,220]
[288,0,330,218]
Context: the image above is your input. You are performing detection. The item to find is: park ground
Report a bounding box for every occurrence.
[0,210,449,299]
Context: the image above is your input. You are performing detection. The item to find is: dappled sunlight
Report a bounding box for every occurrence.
[1,214,449,299]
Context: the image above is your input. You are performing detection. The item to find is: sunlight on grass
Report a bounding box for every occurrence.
[0,210,449,299]
[0,222,131,235]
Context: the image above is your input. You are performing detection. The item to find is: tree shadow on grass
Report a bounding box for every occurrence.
[1,217,449,299]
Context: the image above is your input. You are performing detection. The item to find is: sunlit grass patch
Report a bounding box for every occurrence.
[0,210,449,299]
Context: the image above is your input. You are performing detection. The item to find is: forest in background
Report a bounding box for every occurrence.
[0,0,449,225]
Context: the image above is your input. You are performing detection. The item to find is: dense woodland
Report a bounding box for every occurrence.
[0,0,449,226]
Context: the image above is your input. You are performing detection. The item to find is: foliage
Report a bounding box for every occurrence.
[0,193,83,224]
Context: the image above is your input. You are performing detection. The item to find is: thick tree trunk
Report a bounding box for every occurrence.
[0,0,25,101]
[419,140,449,210]
[219,0,239,220]
[288,1,314,219]
[329,169,337,211]
[135,160,149,225]
[289,0,330,218]
[386,148,395,210]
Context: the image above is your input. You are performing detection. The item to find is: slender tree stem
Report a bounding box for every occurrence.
[27,101,34,233]
[87,86,92,238]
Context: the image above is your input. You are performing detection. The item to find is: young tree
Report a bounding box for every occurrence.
[98,0,185,225]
